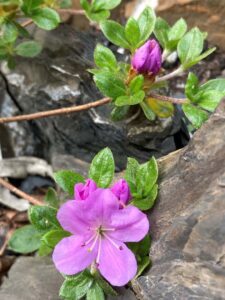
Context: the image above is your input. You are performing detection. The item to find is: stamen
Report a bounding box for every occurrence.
[81,234,96,247]
[103,233,123,251]
[88,233,99,252]
[96,235,102,266]
[101,227,115,232]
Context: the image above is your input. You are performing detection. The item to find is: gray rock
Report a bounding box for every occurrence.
[132,101,225,299]
[0,256,63,300]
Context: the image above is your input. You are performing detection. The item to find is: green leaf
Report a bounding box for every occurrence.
[44,187,59,208]
[177,27,204,67]
[184,47,216,69]
[154,17,170,48]
[146,98,174,118]
[196,90,224,112]
[95,274,118,296]
[199,78,225,95]
[111,105,129,121]
[182,104,208,129]
[15,41,42,57]
[53,170,84,196]
[32,7,60,30]
[29,206,60,231]
[1,21,18,43]
[86,282,105,300]
[38,241,52,256]
[185,72,199,102]
[100,20,130,49]
[8,225,42,254]
[41,229,70,248]
[137,6,156,45]
[94,71,126,100]
[136,157,158,197]
[80,0,91,11]
[140,101,156,121]
[94,44,117,70]
[125,157,140,194]
[136,256,151,278]
[60,272,93,299]
[116,91,145,106]
[92,0,121,11]
[132,184,158,211]
[87,10,110,22]
[125,17,140,50]
[129,75,144,94]
[22,0,43,15]
[128,234,151,256]
[167,18,187,49]
[88,148,115,188]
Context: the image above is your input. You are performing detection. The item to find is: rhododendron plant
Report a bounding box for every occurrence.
[53,187,149,286]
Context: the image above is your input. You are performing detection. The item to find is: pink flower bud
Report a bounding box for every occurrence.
[131,39,162,75]
[111,179,132,206]
[74,179,97,201]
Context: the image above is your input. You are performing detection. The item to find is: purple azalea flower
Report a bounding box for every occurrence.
[75,179,97,201]
[111,179,132,207]
[131,39,162,75]
[52,189,149,286]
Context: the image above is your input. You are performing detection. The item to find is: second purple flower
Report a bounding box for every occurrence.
[131,39,162,76]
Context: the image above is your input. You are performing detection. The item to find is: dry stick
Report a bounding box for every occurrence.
[0,97,111,124]
[0,178,42,206]
[58,9,85,15]
[149,93,189,105]
[21,18,33,28]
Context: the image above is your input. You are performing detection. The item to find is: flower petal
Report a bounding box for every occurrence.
[57,200,91,235]
[82,189,119,225]
[108,205,149,242]
[98,238,137,286]
[52,235,97,275]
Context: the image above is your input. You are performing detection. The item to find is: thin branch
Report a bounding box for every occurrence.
[58,9,85,15]
[149,93,189,105]
[156,66,184,82]
[21,19,33,27]
[0,97,111,124]
[0,178,43,206]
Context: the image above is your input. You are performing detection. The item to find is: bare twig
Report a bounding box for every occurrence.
[58,9,85,15]
[0,97,111,124]
[156,66,184,82]
[21,19,33,28]
[0,178,42,206]
[149,93,189,105]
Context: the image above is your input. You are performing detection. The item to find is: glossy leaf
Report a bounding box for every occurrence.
[94,44,117,70]
[183,104,208,129]
[125,17,140,49]
[178,27,204,67]
[44,187,59,208]
[197,90,224,112]
[140,101,156,121]
[88,148,115,188]
[138,7,156,45]
[32,8,60,30]
[94,71,126,100]
[41,229,70,248]
[115,91,145,106]
[154,17,169,48]
[185,72,199,102]
[53,170,84,196]
[129,75,144,94]
[86,282,104,300]
[100,20,130,49]
[29,206,60,231]
[92,0,121,11]
[125,157,140,194]
[95,274,118,296]
[111,105,129,121]
[136,157,158,197]
[132,184,158,211]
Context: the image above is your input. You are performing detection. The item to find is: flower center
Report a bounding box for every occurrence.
[82,225,123,267]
